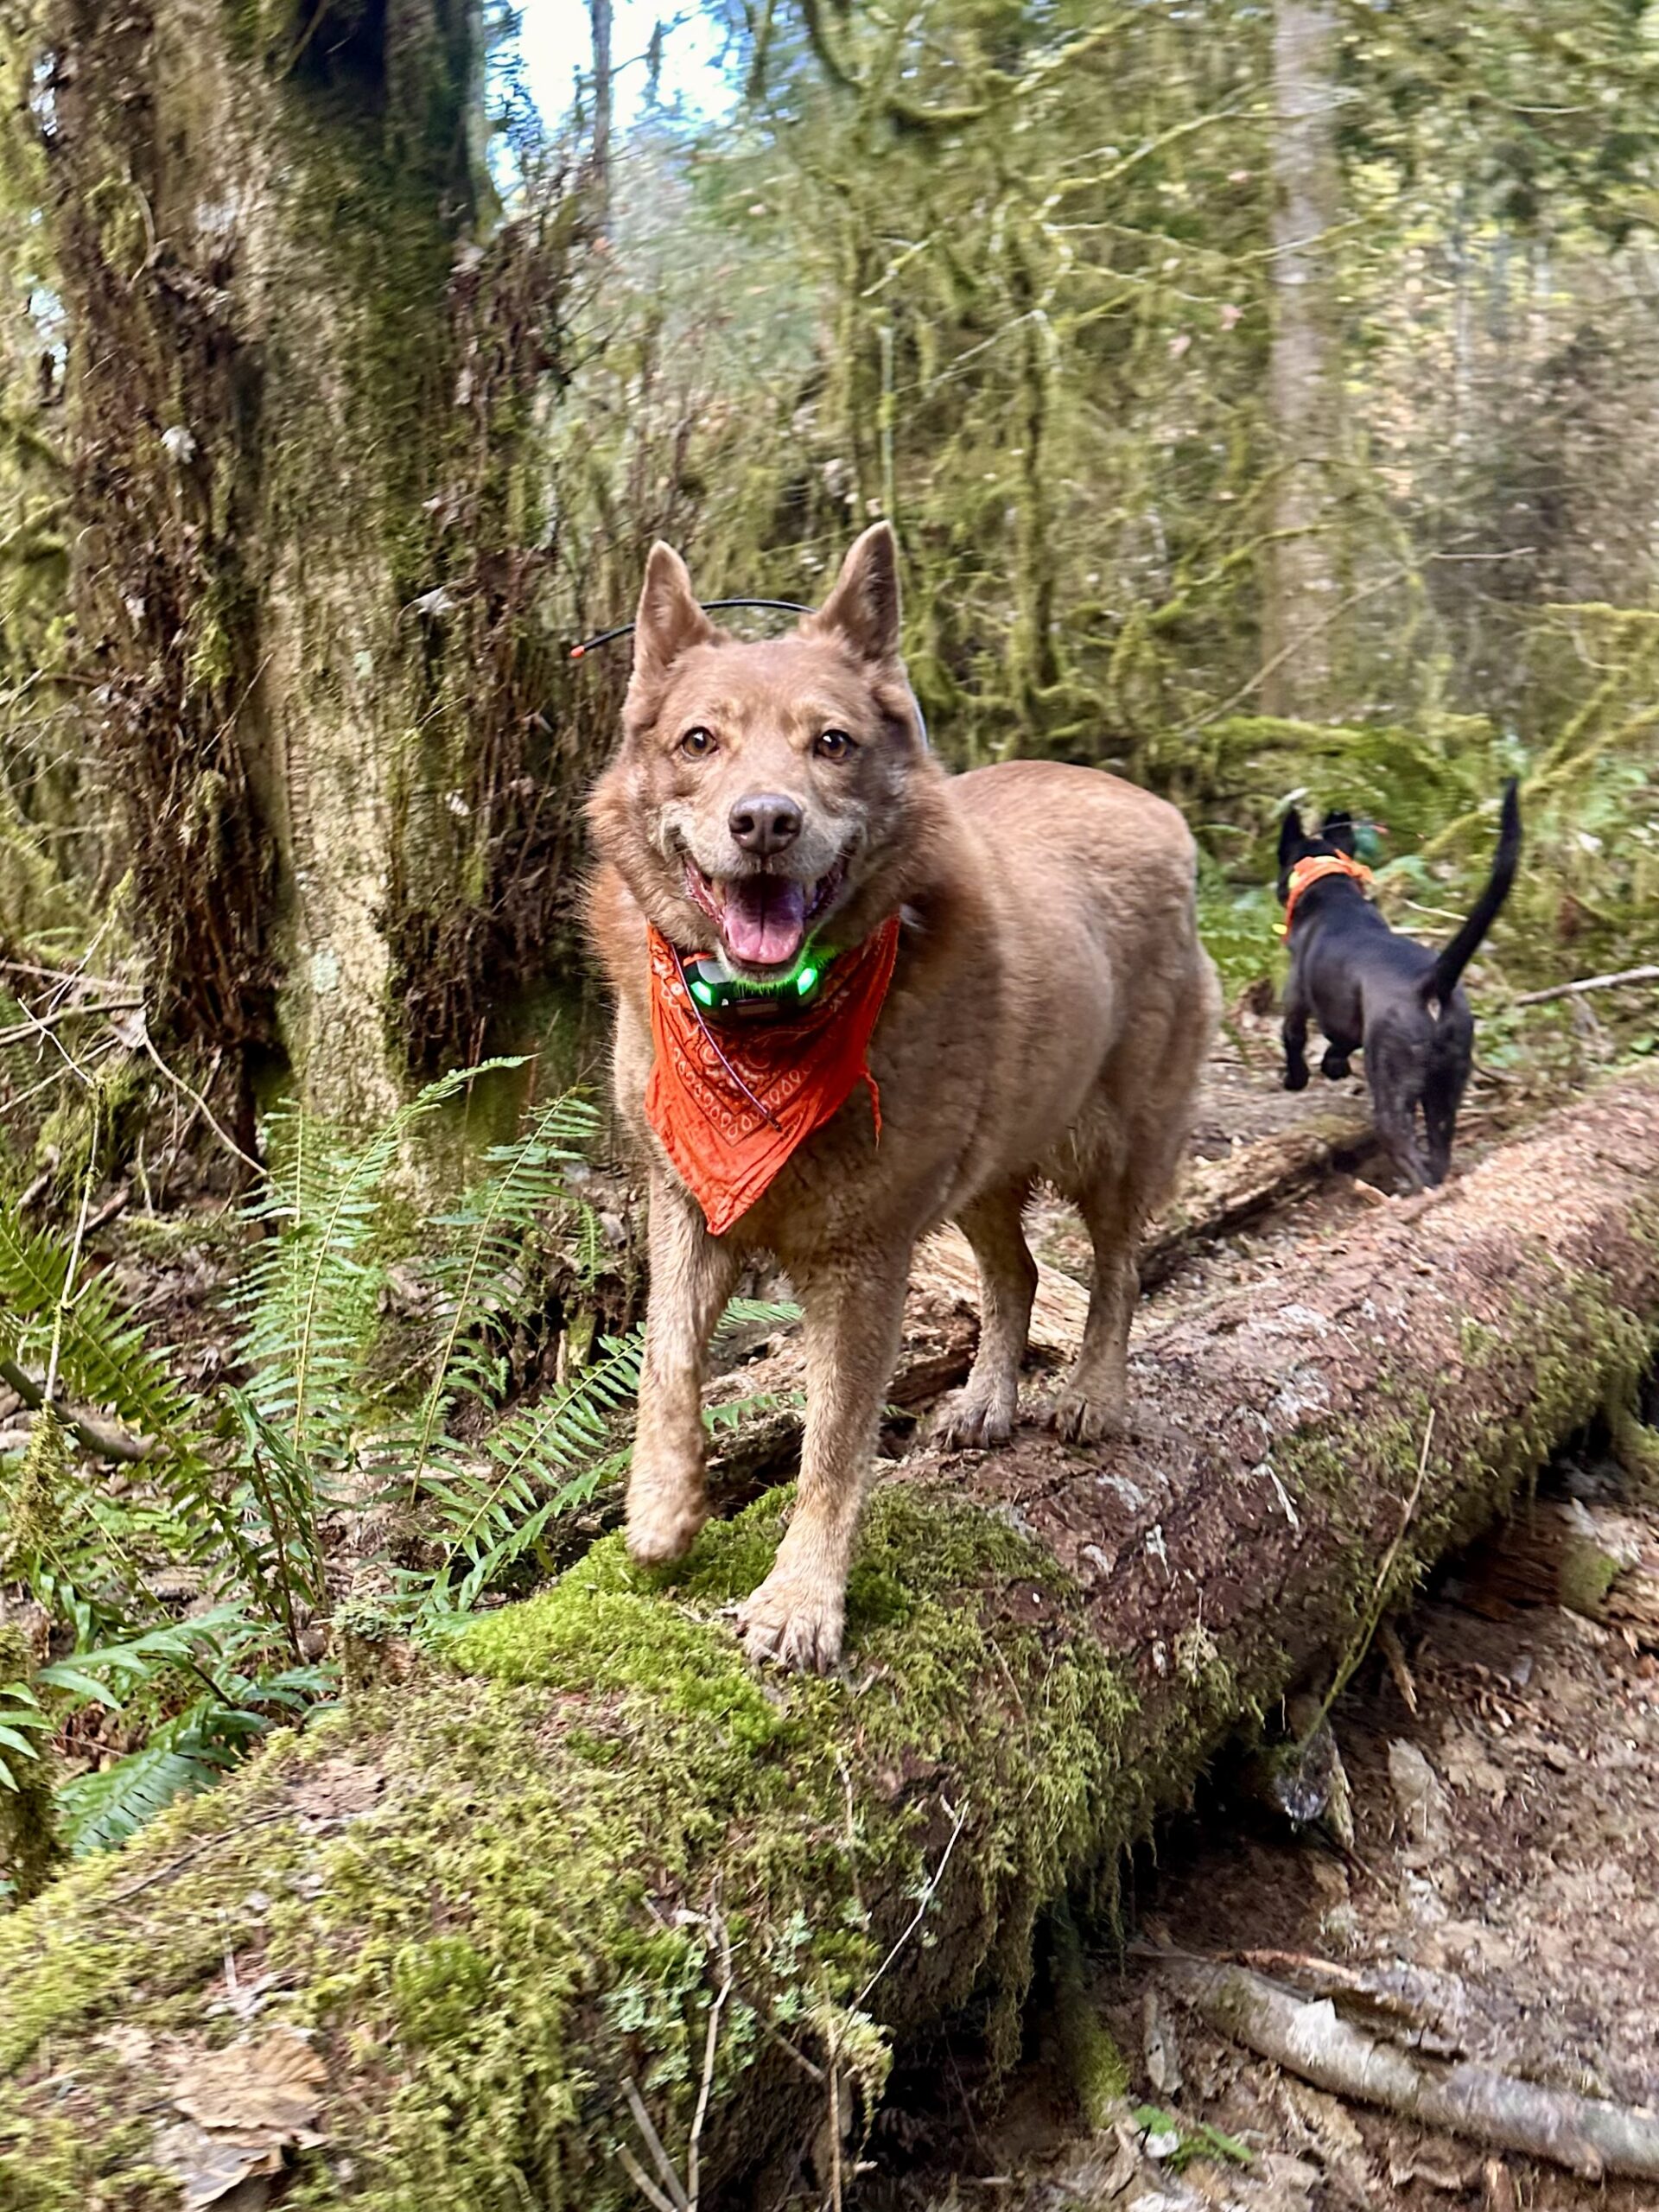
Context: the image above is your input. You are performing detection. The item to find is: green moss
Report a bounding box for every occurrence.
[0,1485,1132,2210]
[1557,1539,1624,1619]
[35,1057,149,1191]
[1049,1901,1128,2131]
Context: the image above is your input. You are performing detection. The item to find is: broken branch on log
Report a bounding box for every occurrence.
[1514,964,1659,1007]
[2,1072,1657,2209]
[1161,1955,1659,2180]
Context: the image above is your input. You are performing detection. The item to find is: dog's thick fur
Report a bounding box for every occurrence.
[1277,781,1522,1190]
[586,524,1218,1670]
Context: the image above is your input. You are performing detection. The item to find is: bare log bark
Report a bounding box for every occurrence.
[2,1074,1657,2209]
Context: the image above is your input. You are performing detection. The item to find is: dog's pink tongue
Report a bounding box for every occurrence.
[721,878,808,968]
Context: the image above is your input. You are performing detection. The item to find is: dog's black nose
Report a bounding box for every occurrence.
[728,794,803,855]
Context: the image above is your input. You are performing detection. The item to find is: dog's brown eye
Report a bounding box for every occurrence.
[814,728,853,761]
[680,727,715,759]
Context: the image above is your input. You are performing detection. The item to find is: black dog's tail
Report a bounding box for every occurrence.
[1421,778,1522,1008]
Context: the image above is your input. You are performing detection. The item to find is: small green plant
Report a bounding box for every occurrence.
[1132,2103,1254,2172]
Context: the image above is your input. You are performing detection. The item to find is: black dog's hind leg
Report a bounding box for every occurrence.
[1368,1041,1431,1192]
[1320,1037,1358,1080]
[1281,989,1312,1092]
[1422,1061,1469,1187]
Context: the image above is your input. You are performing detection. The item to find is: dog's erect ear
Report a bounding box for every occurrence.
[630,542,715,694]
[1278,807,1305,867]
[1321,809,1357,856]
[809,522,902,663]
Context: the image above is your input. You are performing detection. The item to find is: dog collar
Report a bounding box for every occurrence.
[678,948,829,1017]
[1281,852,1374,939]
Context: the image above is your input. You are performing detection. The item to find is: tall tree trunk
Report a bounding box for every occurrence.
[1262,0,1343,724]
[588,0,613,224]
[3,1074,1657,2206]
[45,0,580,1128]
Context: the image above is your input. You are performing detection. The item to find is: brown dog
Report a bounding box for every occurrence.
[586,524,1217,1670]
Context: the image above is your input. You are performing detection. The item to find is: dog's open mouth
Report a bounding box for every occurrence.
[683,859,846,972]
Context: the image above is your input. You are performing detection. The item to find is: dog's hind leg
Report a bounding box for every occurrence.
[1422,1064,1468,1186]
[735,1249,910,1673]
[1282,988,1312,1092]
[1367,1048,1431,1194]
[626,1171,742,1567]
[935,1180,1037,1452]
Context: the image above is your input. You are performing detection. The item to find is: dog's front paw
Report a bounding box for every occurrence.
[625,1464,709,1567]
[1282,1063,1310,1092]
[934,1382,1016,1452]
[626,1500,708,1567]
[1046,1386,1128,1447]
[734,1572,845,1673]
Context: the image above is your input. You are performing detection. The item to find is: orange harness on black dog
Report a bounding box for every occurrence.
[1280,851,1373,939]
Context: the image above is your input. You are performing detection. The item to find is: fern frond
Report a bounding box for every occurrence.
[54,1700,251,1856]
[401,1327,644,1621]
[399,1089,602,1492]
[240,1060,525,1464]
[0,1197,241,1599]
[0,1689,48,1791]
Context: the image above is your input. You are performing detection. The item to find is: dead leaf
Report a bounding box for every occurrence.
[1389,2137,1479,2191]
[1438,1726,1507,1805]
[152,2122,283,2212]
[1143,1986,1183,2098]
[157,2028,327,2208]
[173,2026,326,2137]
[1389,1739,1450,1852]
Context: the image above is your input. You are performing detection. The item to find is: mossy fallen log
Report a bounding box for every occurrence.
[3,1072,1658,2212]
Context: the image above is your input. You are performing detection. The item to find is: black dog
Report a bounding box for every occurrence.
[1276,780,1522,1190]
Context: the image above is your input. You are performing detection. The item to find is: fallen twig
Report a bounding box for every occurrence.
[686,1911,734,2211]
[1514,964,1659,1008]
[1163,1956,1659,2180]
[621,2077,690,2212]
[0,996,145,1049]
[0,1356,153,1464]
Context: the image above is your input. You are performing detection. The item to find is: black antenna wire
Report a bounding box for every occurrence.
[683,975,788,1135]
[568,597,817,660]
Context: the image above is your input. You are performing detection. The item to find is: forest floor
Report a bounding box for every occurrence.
[833,994,1659,2212]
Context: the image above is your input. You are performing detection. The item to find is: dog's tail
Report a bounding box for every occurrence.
[1421,778,1522,1009]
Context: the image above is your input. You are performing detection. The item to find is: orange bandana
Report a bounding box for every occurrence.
[645,917,902,1236]
[1281,851,1373,939]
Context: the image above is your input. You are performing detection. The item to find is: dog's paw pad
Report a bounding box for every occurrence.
[734,1578,844,1674]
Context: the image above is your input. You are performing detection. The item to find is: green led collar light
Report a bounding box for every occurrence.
[681,950,827,1013]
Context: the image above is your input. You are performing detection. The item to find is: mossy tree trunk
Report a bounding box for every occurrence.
[3,1074,1657,2206]
[46,0,581,1129]
[1262,0,1344,722]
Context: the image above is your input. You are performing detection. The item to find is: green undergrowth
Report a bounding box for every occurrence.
[0,1484,1133,2211]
